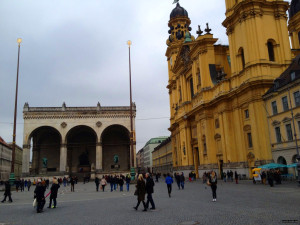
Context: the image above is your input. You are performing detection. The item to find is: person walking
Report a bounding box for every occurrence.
[100,176,107,192]
[180,173,185,190]
[165,173,173,198]
[208,171,218,202]
[95,177,100,192]
[110,175,114,192]
[27,179,31,191]
[133,174,147,211]
[125,175,131,191]
[48,178,60,209]
[145,173,155,210]
[1,181,12,203]
[34,179,46,213]
[70,177,75,192]
[119,176,124,192]
[63,177,67,187]
[175,173,181,190]
[235,171,239,184]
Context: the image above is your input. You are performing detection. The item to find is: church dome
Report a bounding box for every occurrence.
[170,3,188,19]
[289,0,300,19]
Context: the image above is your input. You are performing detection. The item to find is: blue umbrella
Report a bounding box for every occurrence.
[286,163,297,168]
[258,163,287,169]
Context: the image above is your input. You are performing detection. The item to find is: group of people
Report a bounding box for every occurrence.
[254,169,282,187]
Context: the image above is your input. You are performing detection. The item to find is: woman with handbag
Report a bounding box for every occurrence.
[208,171,218,202]
[100,176,107,192]
[133,174,147,211]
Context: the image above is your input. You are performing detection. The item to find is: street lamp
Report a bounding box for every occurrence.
[127,40,136,180]
[275,78,300,186]
[9,38,22,185]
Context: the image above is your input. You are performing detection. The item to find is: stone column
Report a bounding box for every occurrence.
[59,143,67,173]
[96,142,103,172]
[22,144,30,176]
[31,146,38,174]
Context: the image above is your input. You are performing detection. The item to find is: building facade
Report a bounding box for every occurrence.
[152,137,173,174]
[8,143,23,178]
[22,102,136,178]
[0,137,12,181]
[143,137,168,172]
[166,0,294,178]
[263,55,300,176]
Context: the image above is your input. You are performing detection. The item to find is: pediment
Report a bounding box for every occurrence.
[272,120,281,126]
[282,117,292,123]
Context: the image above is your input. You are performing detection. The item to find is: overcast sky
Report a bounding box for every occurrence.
[0,0,230,151]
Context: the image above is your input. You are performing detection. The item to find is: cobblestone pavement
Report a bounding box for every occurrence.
[0,180,299,225]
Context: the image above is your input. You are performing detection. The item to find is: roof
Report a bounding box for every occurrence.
[170,3,188,19]
[144,136,169,147]
[264,54,300,96]
[289,0,300,19]
[0,136,12,149]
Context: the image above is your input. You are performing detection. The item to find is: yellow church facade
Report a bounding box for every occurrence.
[166,0,298,178]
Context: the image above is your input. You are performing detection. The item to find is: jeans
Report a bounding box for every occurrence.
[180,181,184,189]
[146,193,155,209]
[126,183,130,191]
[110,183,114,192]
[114,183,117,190]
[49,197,57,207]
[120,185,123,191]
[211,185,217,199]
[177,182,180,189]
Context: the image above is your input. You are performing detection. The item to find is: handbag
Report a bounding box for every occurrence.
[33,198,37,207]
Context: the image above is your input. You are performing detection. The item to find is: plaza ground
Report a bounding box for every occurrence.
[0,179,299,225]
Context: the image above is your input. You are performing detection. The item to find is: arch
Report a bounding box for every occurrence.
[29,126,62,174]
[238,47,245,69]
[66,125,97,174]
[267,39,276,62]
[292,154,298,163]
[277,156,288,174]
[27,126,62,146]
[101,124,130,171]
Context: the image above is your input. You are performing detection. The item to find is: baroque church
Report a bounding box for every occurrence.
[166,0,300,178]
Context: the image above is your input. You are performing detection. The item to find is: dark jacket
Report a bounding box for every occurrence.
[136,179,146,202]
[119,178,124,186]
[145,177,154,194]
[34,183,46,200]
[95,177,99,185]
[209,175,217,186]
[180,174,185,182]
[50,183,60,198]
[4,182,11,195]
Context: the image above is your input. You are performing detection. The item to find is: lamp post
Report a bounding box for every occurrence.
[9,38,22,185]
[127,40,136,180]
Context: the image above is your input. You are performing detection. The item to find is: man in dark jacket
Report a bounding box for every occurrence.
[48,178,60,208]
[34,180,46,213]
[1,181,12,203]
[145,173,155,210]
[95,177,100,192]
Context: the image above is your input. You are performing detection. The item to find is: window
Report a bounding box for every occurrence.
[267,41,275,62]
[294,91,300,107]
[247,133,253,148]
[275,127,282,143]
[272,101,278,115]
[282,96,289,111]
[197,72,201,85]
[215,119,220,128]
[286,124,293,141]
[291,72,296,81]
[244,109,249,119]
[240,48,245,69]
[179,87,182,101]
[190,78,194,98]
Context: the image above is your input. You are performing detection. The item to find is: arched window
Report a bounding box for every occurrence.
[267,41,275,62]
[277,156,288,174]
[238,47,245,69]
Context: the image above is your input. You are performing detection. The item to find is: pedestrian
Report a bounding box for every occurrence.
[175,173,181,190]
[145,173,155,210]
[208,171,217,202]
[126,174,131,191]
[267,170,274,187]
[155,173,159,182]
[119,176,124,192]
[133,174,147,211]
[95,177,100,192]
[1,181,12,203]
[100,176,107,192]
[21,179,25,192]
[261,171,267,185]
[15,179,20,192]
[165,173,173,198]
[48,178,60,209]
[63,177,67,187]
[70,177,75,192]
[24,179,28,189]
[34,179,46,213]
[235,171,239,184]
[110,175,114,192]
[180,172,185,190]
[223,172,226,182]
[28,179,32,191]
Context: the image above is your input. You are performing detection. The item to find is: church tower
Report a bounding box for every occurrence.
[223,0,291,77]
[288,0,300,56]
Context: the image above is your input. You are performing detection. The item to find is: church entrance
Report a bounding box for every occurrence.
[101,125,130,172]
[66,126,97,174]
